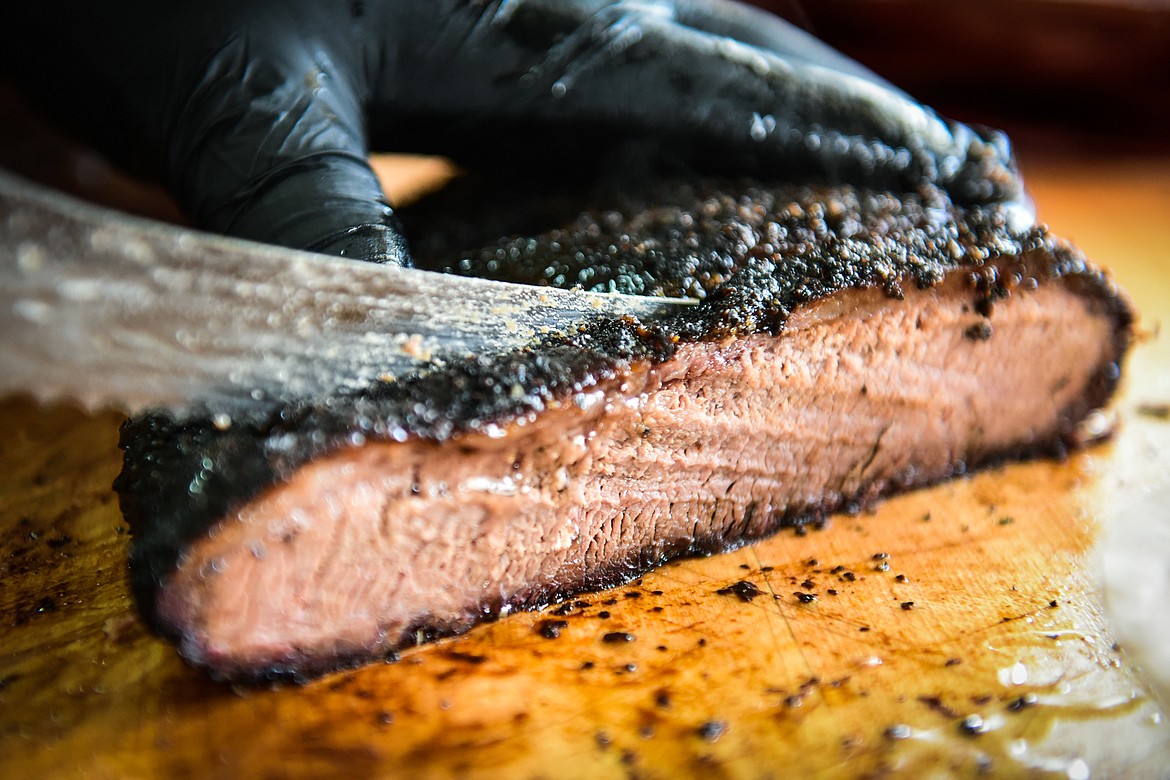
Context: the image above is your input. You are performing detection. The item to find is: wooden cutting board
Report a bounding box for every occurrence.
[2,147,1169,779]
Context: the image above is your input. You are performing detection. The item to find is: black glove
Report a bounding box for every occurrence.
[2,0,1021,267]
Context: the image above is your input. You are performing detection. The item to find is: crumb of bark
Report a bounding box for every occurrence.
[603,631,636,644]
[965,321,994,341]
[716,581,762,602]
[536,619,568,639]
[697,720,727,742]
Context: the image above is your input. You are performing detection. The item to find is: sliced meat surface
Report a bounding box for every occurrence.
[114,181,1131,681]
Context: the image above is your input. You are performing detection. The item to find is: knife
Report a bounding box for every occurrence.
[0,170,691,418]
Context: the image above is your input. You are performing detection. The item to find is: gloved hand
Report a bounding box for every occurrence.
[1,0,1022,267]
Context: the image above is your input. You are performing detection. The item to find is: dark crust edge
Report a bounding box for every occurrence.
[113,195,1133,683]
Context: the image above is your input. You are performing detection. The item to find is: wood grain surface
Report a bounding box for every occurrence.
[2,147,1169,779]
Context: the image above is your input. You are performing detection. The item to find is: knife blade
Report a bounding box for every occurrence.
[0,170,692,418]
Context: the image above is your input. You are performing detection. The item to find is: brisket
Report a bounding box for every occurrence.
[114,180,1131,681]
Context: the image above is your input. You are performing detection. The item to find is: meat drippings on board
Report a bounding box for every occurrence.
[114,180,1131,681]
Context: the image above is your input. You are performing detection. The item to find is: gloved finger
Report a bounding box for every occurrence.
[669,0,1022,208]
[2,1,409,265]
[673,0,890,86]
[367,0,1021,207]
[669,0,1023,207]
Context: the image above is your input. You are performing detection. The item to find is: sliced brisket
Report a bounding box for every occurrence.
[114,181,1131,681]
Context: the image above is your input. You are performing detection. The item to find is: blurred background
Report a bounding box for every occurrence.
[762,0,1170,147]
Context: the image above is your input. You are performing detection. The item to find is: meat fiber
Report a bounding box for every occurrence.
[114,180,1131,681]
